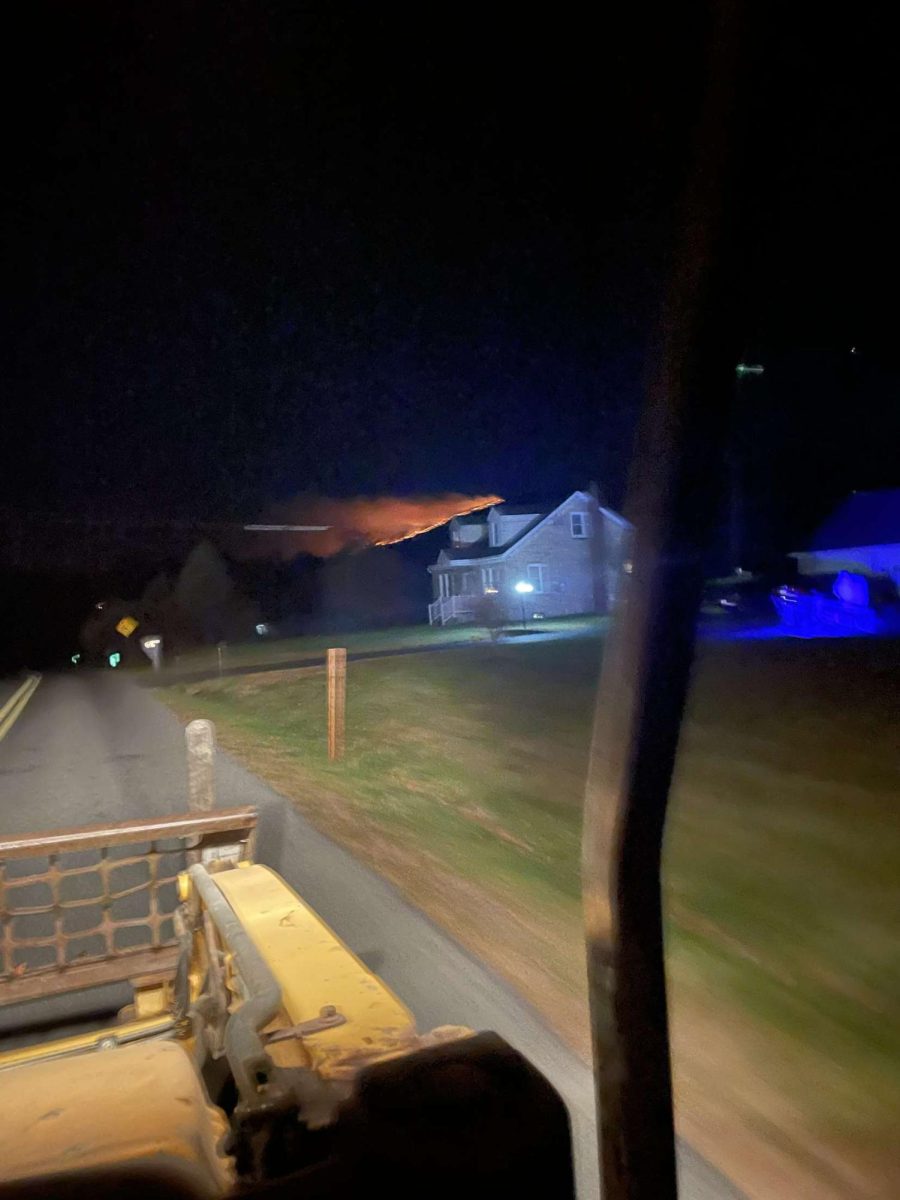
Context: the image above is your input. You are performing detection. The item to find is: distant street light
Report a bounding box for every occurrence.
[514,580,534,631]
[140,634,163,672]
[735,362,764,376]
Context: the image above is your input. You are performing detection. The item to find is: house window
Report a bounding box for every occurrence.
[481,566,502,591]
[489,522,500,547]
[570,512,589,538]
[462,571,477,595]
[527,563,546,593]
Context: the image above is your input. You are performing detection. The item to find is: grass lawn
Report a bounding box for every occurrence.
[160,614,603,676]
[160,632,900,1200]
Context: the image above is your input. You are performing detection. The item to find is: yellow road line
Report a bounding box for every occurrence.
[0,674,42,742]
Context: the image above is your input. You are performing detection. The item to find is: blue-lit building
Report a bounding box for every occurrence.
[792,489,900,594]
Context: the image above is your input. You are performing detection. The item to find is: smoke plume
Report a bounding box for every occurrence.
[240,493,502,559]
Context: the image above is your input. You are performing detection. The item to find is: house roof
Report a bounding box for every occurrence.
[491,501,555,517]
[441,511,547,556]
[445,505,557,560]
[434,491,603,566]
[441,541,498,561]
[440,500,557,560]
[448,500,548,528]
[809,489,900,550]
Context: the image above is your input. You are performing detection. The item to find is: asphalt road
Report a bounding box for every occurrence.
[0,671,744,1200]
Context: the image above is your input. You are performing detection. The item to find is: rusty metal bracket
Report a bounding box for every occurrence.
[265,1006,347,1043]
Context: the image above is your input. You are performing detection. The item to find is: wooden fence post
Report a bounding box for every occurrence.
[327,648,347,761]
[186,718,216,811]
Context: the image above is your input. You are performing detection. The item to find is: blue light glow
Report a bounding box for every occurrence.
[771,579,880,638]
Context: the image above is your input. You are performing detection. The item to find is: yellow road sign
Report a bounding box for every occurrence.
[116,616,139,637]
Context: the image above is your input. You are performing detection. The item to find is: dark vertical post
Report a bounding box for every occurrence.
[581,4,750,1198]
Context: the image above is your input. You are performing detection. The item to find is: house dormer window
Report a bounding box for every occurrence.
[570,512,589,538]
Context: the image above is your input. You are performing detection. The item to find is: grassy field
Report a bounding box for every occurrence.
[159,615,602,676]
[160,632,900,1200]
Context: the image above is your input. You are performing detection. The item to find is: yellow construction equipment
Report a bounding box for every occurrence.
[0,805,572,1197]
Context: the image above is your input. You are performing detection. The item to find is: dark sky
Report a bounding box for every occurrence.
[3,4,898,553]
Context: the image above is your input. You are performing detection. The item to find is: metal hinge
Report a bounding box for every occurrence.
[265,1005,347,1042]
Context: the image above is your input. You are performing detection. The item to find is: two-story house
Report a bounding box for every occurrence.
[427,490,630,625]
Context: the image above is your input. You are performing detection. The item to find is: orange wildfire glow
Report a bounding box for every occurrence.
[242,493,502,559]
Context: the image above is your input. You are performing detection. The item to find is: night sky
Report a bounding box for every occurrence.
[3,4,898,552]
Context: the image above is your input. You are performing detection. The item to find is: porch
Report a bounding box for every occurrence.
[428,594,477,626]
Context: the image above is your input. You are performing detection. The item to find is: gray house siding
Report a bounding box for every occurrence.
[501,497,596,616]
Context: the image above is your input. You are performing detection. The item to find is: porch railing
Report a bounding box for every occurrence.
[428,595,476,626]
